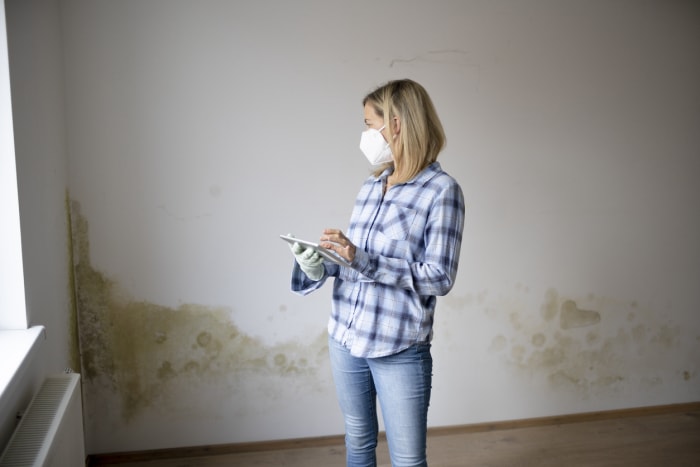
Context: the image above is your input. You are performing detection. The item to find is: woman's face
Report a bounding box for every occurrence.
[364,102,401,142]
[363,102,386,138]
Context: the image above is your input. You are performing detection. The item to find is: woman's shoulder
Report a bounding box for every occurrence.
[421,162,462,189]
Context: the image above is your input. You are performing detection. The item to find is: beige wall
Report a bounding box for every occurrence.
[7,0,700,455]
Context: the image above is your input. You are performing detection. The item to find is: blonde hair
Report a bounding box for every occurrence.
[362,79,446,181]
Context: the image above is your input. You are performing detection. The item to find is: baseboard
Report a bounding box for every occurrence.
[86,401,700,466]
[426,400,700,436]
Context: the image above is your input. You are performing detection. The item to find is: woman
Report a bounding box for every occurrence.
[289,79,465,467]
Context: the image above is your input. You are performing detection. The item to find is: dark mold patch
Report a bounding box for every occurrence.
[69,200,328,422]
[66,190,81,372]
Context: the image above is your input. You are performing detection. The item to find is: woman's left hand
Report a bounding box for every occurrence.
[320,229,356,264]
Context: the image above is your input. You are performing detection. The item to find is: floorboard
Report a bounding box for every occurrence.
[89,408,700,466]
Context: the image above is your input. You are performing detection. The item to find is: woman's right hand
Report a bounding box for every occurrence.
[319,229,356,265]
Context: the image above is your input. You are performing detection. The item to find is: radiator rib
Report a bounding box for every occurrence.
[0,373,84,467]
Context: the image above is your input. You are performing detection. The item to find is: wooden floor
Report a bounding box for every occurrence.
[90,405,700,466]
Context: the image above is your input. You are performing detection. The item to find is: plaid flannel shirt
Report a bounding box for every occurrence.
[291,162,465,358]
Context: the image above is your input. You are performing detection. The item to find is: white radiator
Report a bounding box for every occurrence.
[0,373,85,467]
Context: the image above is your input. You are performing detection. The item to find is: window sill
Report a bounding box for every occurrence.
[0,326,45,402]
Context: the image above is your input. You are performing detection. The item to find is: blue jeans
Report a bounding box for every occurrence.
[328,337,433,467]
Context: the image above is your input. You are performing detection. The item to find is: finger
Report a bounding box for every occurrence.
[303,250,323,266]
[302,247,322,262]
[322,228,342,240]
[321,229,346,245]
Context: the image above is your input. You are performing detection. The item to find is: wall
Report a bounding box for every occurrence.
[1,0,74,451]
[11,0,700,456]
[6,0,76,369]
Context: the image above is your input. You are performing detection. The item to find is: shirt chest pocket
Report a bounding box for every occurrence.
[379,203,417,241]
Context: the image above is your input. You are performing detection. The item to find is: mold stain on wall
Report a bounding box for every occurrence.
[442,286,699,400]
[69,200,329,425]
[66,190,81,372]
[495,288,696,398]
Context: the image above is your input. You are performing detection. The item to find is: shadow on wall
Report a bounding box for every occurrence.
[68,199,329,423]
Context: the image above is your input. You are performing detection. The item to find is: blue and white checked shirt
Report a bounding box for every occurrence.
[291,162,465,358]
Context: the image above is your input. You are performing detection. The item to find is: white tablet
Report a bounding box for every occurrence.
[280,234,352,267]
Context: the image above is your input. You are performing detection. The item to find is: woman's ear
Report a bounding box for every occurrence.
[392,116,401,138]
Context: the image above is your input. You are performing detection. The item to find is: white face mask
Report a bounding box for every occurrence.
[359,125,393,165]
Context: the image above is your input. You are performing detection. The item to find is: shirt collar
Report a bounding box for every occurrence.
[374,161,442,185]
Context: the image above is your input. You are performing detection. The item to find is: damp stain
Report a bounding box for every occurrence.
[489,335,508,352]
[488,287,692,398]
[66,190,81,372]
[540,288,560,322]
[560,300,601,330]
[531,333,546,348]
[69,200,329,422]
